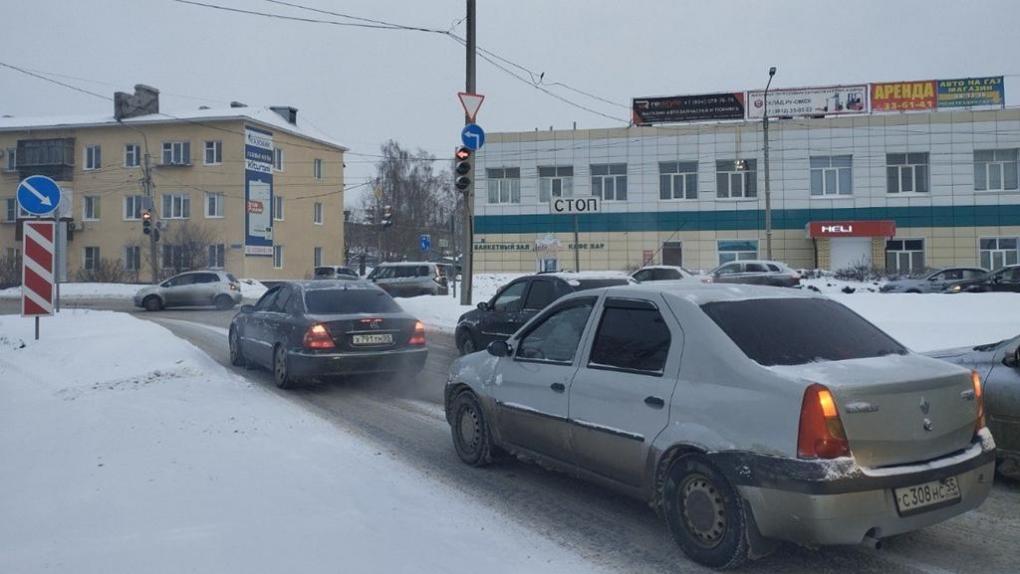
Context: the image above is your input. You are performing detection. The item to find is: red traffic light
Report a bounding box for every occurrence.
[455,147,471,161]
[142,210,152,221]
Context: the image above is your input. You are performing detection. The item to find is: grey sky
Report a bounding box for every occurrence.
[2,0,1018,206]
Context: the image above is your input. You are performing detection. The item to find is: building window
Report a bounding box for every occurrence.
[84,144,101,170]
[4,147,16,171]
[5,247,19,260]
[161,244,185,270]
[887,153,929,194]
[204,140,223,165]
[124,144,140,168]
[4,198,17,222]
[313,158,323,180]
[124,245,141,272]
[716,160,757,199]
[83,195,101,221]
[273,245,284,269]
[313,202,323,224]
[313,247,323,267]
[162,141,191,165]
[273,147,284,171]
[886,239,925,274]
[591,163,627,201]
[659,161,698,200]
[974,149,1018,192]
[810,155,853,196]
[162,193,191,219]
[83,246,100,271]
[486,167,521,204]
[207,244,225,268]
[205,192,224,218]
[273,195,284,221]
[717,240,758,265]
[124,195,145,220]
[538,166,573,202]
[979,237,1019,270]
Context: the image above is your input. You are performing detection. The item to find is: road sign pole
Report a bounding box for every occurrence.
[35,317,39,341]
[573,214,581,272]
[461,0,476,307]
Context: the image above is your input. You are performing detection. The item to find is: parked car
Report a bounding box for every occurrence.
[944,264,1020,293]
[927,334,1020,479]
[314,265,359,279]
[454,272,634,355]
[705,259,800,287]
[880,267,988,293]
[631,265,696,283]
[444,283,994,568]
[134,270,241,311]
[228,280,427,388]
[367,262,450,297]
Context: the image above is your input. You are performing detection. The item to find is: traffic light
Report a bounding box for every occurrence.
[381,204,393,227]
[142,209,153,235]
[454,146,471,192]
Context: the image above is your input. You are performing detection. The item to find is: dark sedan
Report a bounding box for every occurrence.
[706,259,801,287]
[228,280,427,388]
[944,264,1020,293]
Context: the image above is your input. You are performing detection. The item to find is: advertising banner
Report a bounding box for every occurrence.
[244,126,274,256]
[936,76,1005,109]
[632,93,745,125]
[746,85,868,119]
[871,80,936,112]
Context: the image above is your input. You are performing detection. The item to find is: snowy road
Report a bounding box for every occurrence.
[2,299,1019,573]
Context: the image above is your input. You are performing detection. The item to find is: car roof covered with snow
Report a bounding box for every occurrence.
[594,282,821,306]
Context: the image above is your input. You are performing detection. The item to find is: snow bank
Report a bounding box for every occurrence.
[396,273,526,334]
[0,311,605,574]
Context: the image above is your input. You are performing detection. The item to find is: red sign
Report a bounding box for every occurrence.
[807,220,896,238]
[247,200,264,214]
[22,220,55,317]
[871,81,936,112]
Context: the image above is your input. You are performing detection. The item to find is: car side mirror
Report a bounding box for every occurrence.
[239,304,254,314]
[487,340,511,357]
[477,301,489,311]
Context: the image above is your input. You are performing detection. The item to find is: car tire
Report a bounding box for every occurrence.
[449,391,495,467]
[456,329,478,355]
[273,344,297,390]
[906,289,921,294]
[229,327,246,367]
[215,295,235,310]
[143,296,163,312]
[663,454,751,570]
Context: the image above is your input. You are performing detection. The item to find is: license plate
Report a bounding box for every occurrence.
[352,333,392,345]
[894,476,961,516]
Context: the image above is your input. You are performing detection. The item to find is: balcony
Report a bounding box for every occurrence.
[16,138,76,181]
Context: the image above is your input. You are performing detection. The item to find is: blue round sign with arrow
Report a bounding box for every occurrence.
[17,175,62,216]
[461,123,485,151]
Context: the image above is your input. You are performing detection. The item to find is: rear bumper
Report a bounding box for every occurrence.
[286,346,427,377]
[721,438,996,546]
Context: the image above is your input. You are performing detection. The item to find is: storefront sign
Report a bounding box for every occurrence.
[473,241,533,252]
[550,196,600,214]
[747,85,868,119]
[632,93,745,125]
[244,125,274,256]
[807,220,896,238]
[936,76,1004,109]
[871,80,936,112]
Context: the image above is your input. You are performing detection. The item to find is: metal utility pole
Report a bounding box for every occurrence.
[460,0,476,306]
[573,214,580,272]
[763,66,776,260]
[143,152,158,283]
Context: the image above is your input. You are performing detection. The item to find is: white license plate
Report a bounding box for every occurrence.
[352,333,392,345]
[894,476,961,516]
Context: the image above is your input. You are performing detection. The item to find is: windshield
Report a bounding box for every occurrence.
[304,289,402,314]
[701,298,907,366]
[314,267,336,277]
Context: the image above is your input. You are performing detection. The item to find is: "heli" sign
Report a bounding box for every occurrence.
[807,220,896,238]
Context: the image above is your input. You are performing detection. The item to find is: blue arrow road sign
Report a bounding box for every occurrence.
[17,175,62,216]
[461,123,486,150]
[419,234,431,252]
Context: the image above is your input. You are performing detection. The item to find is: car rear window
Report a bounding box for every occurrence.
[701,298,907,366]
[314,267,335,277]
[573,278,631,291]
[304,289,402,314]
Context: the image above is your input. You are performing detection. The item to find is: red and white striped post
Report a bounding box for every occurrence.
[21,220,56,339]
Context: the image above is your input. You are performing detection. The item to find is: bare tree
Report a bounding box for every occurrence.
[0,252,21,289]
[76,258,130,283]
[153,221,221,279]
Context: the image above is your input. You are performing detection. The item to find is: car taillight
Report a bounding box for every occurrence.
[797,383,850,459]
[972,370,985,433]
[303,324,335,350]
[409,321,426,346]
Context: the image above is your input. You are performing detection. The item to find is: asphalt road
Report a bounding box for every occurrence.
[3,297,1019,573]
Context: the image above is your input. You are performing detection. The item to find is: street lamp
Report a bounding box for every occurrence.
[763,66,777,259]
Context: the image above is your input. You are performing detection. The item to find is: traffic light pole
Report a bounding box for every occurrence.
[143,152,157,284]
[460,0,476,306]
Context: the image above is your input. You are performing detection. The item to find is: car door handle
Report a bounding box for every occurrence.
[550,382,566,393]
[644,396,665,409]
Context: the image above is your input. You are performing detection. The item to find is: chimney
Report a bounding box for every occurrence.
[114,84,160,120]
[230,101,247,108]
[270,105,298,125]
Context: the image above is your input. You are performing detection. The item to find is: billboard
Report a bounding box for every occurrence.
[871,80,936,112]
[936,76,1005,108]
[632,93,745,124]
[244,126,274,256]
[746,85,868,119]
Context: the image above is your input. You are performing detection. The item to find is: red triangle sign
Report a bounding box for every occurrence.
[458,92,485,123]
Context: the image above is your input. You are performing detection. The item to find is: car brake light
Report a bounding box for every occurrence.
[303,323,336,350]
[972,370,985,432]
[797,383,850,459]
[409,321,426,346]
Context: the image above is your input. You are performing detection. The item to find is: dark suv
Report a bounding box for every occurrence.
[454,272,634,355]
[945,264,1020,293]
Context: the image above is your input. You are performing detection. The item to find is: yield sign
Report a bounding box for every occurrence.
[458,92,485,123]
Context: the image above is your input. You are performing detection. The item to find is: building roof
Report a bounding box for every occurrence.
[0,106,348,151]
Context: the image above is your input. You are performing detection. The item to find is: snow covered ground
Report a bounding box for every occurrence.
[0,278,268,301]
[0,310,606,574]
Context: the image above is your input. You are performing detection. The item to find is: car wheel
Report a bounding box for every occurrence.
[215,295,235,310]
[906,289,921,294]
[663,454,751,569]
[229,327,246,367]
[273,345,296,389]
[449,391,495,467]
[143,296,163,312]
[456,330,478,355]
